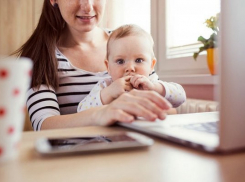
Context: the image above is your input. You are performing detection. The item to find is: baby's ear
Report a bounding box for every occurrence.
[151,58,157,71]
[105,60,110,72]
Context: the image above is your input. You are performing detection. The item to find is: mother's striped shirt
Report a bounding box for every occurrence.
[26,49,111,131]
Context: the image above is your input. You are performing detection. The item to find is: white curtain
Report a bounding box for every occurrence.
[100,0,125,29]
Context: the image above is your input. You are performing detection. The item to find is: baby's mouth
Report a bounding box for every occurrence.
[125,73,136,77]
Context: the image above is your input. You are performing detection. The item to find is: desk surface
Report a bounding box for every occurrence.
[1,126,245,182]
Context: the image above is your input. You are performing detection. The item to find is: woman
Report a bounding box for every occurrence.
[15,0,180,131]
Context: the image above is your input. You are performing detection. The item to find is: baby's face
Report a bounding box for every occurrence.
[106,35,156,81]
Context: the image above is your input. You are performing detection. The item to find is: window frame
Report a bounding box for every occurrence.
[151,0,210,77]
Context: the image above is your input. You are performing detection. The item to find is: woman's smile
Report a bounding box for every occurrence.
[76,15,96,22]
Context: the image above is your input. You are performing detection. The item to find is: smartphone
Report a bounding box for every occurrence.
[35,132,154,156]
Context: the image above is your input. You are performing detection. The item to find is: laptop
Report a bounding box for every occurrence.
[118,0,245,153]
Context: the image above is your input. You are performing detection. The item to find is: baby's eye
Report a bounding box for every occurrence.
[135,58,144,63]
[116,59,125,64]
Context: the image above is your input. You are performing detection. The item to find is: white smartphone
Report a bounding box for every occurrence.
[35,132,154,156]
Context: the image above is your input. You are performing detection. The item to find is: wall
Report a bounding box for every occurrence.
[0,0,116,55]
[182,84,216,101]
[0,0,43,131]
[0,0,43,55]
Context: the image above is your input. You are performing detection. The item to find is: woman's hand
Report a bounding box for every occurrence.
[41,89,172,130]
[93,89,172,126]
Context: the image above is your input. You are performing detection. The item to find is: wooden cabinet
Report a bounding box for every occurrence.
[0,0,43,131]
[0,0,42,55]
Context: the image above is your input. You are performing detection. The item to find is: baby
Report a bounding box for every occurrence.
[77,24,186,112]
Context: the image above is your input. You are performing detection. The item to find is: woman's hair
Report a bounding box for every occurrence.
[106,24,155,60]
[13,0,65,89]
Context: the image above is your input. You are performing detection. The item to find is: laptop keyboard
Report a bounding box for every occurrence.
[181,122,218,134]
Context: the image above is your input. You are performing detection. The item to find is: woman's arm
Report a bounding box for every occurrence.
[26,85,60,131]
[41,89,172,130]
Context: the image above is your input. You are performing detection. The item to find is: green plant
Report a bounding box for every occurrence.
[193,14,219,60]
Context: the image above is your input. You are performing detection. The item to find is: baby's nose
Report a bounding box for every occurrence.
[125,64,135,72]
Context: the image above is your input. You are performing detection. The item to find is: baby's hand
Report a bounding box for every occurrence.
[130,75,155,90]
[109,76,133,99]
[101,76,133,105]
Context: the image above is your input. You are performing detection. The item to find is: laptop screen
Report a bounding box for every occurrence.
[218,0,245,150]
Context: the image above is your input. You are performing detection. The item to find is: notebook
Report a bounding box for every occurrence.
[118,0,245,153]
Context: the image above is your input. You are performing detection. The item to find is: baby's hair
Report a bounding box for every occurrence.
[106,24,155,60]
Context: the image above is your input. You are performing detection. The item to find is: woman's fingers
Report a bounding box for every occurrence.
[114,101,161,121]
[95,106,134,126]
[96,89,172,126]
[114,90,171,120]
[129,89,172,110]
[109,109,135,123]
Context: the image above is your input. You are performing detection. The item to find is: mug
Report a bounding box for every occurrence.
[0,56,32,163]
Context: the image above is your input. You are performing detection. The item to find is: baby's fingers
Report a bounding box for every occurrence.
[130,75,142,88]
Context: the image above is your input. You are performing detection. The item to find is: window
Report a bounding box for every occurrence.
[166,0,220,58]
[120,0,151,33]
[151,0,220,76]
[167,0,220,48]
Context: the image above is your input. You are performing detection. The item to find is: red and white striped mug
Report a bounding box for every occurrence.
[0,56,32,163]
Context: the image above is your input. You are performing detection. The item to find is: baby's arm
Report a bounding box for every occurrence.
[77,77,133,112]
[77,79,109,112]
[130,74,186,108]
[158,81,186,108]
